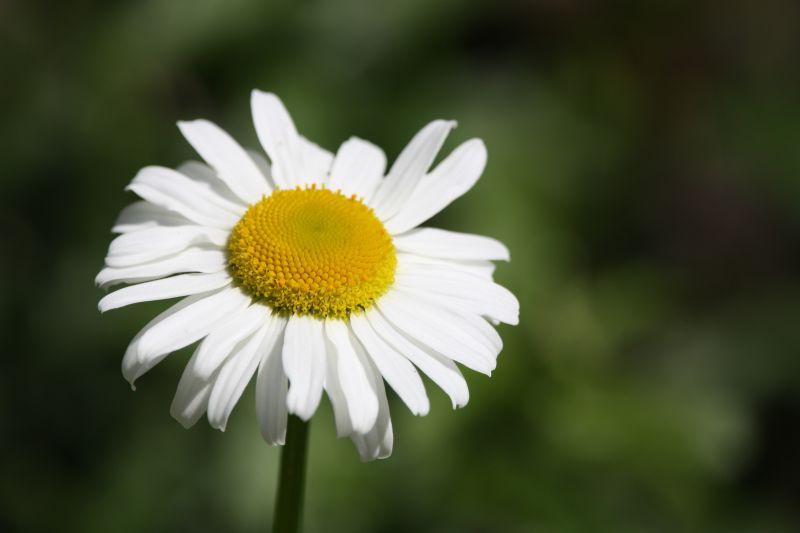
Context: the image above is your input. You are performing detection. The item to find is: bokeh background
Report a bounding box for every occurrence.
[3,0,800,531]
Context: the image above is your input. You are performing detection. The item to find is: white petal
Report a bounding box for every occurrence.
[192,304,270,379]
[322,342,354,438]
[282,315,326,420]
[177,160,245,206]
[393,285,502,353]
[395,258,518,325]
[256,316,289,445]
[251,90,306,189]
[385,139,487,234]
[207,319,273,431]
[377,289,497,375]
[127,166,242,228]
[365,309,468,408]
[104,226,228,267]
[349,345,393,461]
[98,271,231,312]
[300,136,334,186]
[170,345,214,428]
[393,227,509,261]
[327,137,386,201]
[370,120,456,220]
[324,319,379,434]
[349,313,430,416]
[95,247,227,288]
[121,287,251,385]
[178,119,271,204]
[395,253,496,280]
[246,149,275,190]
[112,201,190,233]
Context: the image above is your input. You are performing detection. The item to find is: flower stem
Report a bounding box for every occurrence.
[273,415,310,533]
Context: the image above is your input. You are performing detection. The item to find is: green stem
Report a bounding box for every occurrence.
[273,415,310,533]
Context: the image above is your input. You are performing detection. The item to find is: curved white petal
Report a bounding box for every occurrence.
[177,160,245,206]
[377,289,497,375]
[385,139,487,234]
[325,319,379,434]
[395,258,518,325]
[178,119,270,204]
[193,304,270,379]
[370,120,456,220]
[395,253,496,280]
[392,285,502,354]
[349,313,430,416]
[98,271,231,313]
[349,341,393,461]
[323,343,354,438]
[207,319,273,431]
[126,166,243,228]
[365,309,468,408]
[170,345,215,428]
[95,248,227,288]
[282,315,326,420]
[251,90,306,189]
[327,137,386,201]
[104,226,228,267]
[246,149,275,191]
[121,287,251,385]
[112,201,190,233]
[300,136,334,186]
[393,228,509,262]
[256,316,289,445]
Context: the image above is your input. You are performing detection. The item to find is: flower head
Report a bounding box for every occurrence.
[97,90,518,460]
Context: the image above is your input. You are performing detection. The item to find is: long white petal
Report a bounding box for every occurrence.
[170,345,215,428]
[192,304,270,379]
[395,258,518,325]
[377,289,497,375]
[256,316,289,445]
[207,320,272,431]
[282,315,326,420]
[327,137,386,201]
[98,271,231,312]
[392,285,502,353]
[246,149,273,183]
[370,120,456,220]
[177,160,251,207]
[121,287,251,385]
[251,90,306,189]
[126,166,242,228]
[349,313,430,416]
[325,319,379,434]
[104,226,228,267]
[95,248,227,288]
[300,136,334,186]
[393,228,509,262]
[365,309,468,408]
[349,339,393,461]
[395,253,496,280]
[112,201,190,233]
[385,139,487,234]
[323,339,354,438]
[178,119,270,204]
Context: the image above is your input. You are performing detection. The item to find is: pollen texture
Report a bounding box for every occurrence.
[227,187,396,319]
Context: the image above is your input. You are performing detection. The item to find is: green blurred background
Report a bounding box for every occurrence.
[3,0,800,531]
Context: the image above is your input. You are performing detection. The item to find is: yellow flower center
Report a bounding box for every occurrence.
[227,186,396,319]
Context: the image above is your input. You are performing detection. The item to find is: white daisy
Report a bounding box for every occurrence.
[97,90,518,461]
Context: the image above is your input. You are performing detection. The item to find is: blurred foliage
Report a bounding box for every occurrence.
[3,0,800,532]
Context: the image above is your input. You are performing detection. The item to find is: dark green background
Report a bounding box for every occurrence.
[3,1,800,531]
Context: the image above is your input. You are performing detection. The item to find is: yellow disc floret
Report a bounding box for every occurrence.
[227,186,396,319]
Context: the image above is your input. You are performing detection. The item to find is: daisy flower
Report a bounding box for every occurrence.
[97,90,518,461]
